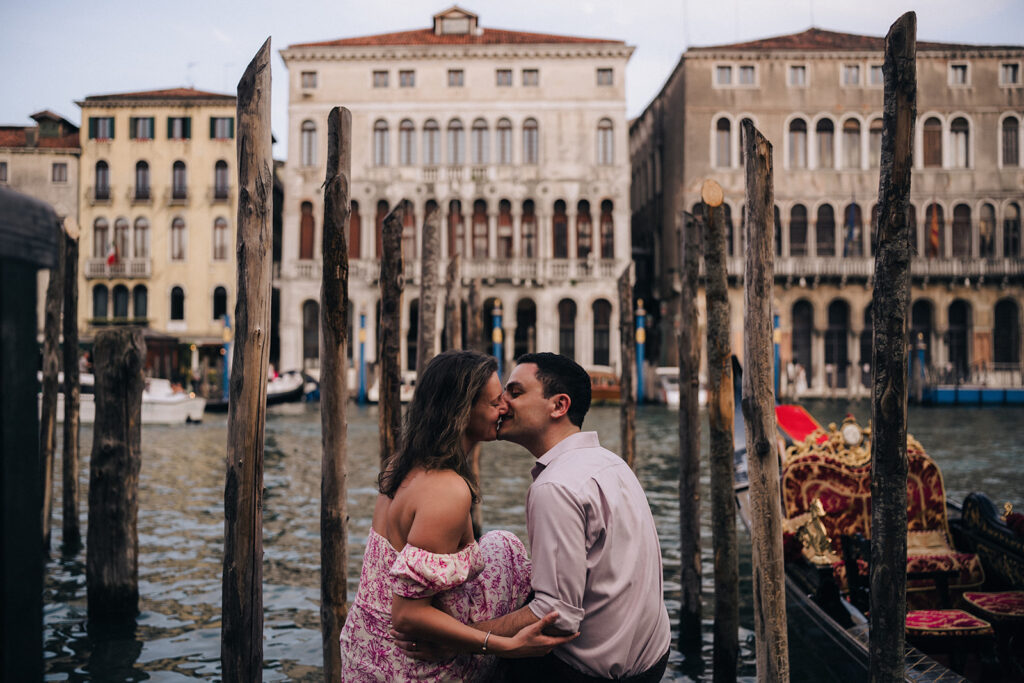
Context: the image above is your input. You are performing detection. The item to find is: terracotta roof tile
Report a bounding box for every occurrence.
[291,27,622,48]
[0,127,80,150]
[689,28,1019,53]
[0,128,27,147]
[82,87,235,102]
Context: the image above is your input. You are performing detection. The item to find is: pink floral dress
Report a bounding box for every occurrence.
[340,528,532,682]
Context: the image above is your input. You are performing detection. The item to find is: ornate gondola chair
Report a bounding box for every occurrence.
[780,417,985,607]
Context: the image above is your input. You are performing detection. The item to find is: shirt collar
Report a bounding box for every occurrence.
[531,431,601,480]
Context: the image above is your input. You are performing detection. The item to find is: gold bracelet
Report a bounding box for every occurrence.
[482,630,492,653]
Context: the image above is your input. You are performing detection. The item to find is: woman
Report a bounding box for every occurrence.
[340,350,573,681]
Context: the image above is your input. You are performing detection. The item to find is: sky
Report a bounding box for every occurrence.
[2,0,1022,158]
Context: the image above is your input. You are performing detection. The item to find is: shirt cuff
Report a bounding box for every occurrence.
[528,594,585,633]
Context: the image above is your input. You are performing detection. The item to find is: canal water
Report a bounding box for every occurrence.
[43,400,1023,681]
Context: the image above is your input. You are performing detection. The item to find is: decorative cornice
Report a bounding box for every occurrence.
[280,43,635,64]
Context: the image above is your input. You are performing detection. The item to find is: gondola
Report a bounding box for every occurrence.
[204,369,307,412]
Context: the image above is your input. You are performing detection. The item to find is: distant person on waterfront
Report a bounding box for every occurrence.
[339,350,574,681]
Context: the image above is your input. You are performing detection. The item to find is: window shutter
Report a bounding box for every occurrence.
[229,118,234,139]
[110,118,115,139]
[210,117,216,139]
[184,117,191,139]
[89,117,96,139]
[148,117,155,135]
[167,117,173,138]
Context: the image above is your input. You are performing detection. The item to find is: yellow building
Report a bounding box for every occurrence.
[76,88,238,379]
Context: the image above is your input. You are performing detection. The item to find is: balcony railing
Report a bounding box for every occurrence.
[718,256,1024,281]
[289,257,625,285]
[85,257,152,279]
[86,185,112,205]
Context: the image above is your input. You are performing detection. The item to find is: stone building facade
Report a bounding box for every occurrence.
[278,6,634,376]
[631,28,1024,397]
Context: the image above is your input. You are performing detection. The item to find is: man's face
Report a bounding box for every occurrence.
[498,363,553,445]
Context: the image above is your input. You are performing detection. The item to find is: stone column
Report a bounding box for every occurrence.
[488,212,498,260]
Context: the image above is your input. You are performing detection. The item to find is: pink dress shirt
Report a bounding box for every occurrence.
[525,431,671,678]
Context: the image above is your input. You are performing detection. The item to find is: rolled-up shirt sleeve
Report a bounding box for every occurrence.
[526,481,587,633]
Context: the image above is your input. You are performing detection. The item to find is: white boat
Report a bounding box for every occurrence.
[653,367,707,407]
[367,371,416,403]
[39,373,206,424]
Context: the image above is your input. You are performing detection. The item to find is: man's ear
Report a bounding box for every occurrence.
[549,393,571,420]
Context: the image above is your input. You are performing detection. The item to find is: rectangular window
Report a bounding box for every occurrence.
[51,162,67,183]
[448,69,464,87]
[950,63,968,85]
[716,65,732,85]
[373,70,389,88]
[301,71,317,88]
[1001,63,1020,85]
[399,70,415,88]
[738,65,755,85]
[522,69,539,86]
[210,117,234,139]
[0,161,8,183]
[842,64,860,86]
[869,64,884,86]
[168,116,191,140]
[596,68,613,86]
[129,117,154,140]
[89,116,115,140]
[496,69,512,86]
[788,65,806,86]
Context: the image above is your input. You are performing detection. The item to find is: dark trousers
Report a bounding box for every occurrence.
[505,649,669,683]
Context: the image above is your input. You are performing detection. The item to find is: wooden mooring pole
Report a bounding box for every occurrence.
[61,222,82,553]
[617,267,636,468]
[870,13,917,682]
[86,326,144,623]
[703,180,739,682]
[417,208,441,372]
[379,206,404,467]
[221,38,273,680]
[678,210,702,650]
[443,254,463,351]
[741,119,790,683]
[39,220,64,552]
[320,106,352,681]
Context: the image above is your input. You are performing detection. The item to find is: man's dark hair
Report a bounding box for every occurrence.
[515,352,591,427]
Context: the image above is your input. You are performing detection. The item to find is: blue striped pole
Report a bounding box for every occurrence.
[358,312,367,404]
[636,299,646,404]
[492,300,504,378]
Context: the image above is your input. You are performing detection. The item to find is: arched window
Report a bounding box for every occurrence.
[373,119,389,166]
[134,161,150,199]
[994,299,1021,364]
[825,300,850,389]
[472,199,488,258]
[132,285,147,319]
[523,118,539,164]
[1004,202,1021,258]
[1003,117,1020,167]
[514,299,537,358]
[447,199,463,257]
[172,160,187,199]
[950,117,969,168]
[979,203,996,257]
[558,299,577,360]
[113,217,129,260]
[600,200,614,259]
[816,205,835,257]
[447,119,464,165]
[948,300,971,381]
[375,200,389,258]
[213,286,228,320]
[576,200,592,258]
[423,119,440,165]
[214,159,229,198]
[349,199,362,259]
[497,199,512,258]
[521,200,537,258]
[112,285,128,318]
[299,201,315,260]
[842,203,862,257]
[911,300,934,367]
[860,303,873,386]
[553,200,568,258]
[789,119,807,168]
[792,300,813,379]
[92,284,108,319]
[399,119,415,166]
[597,118,613,165]
[816,119,834,169]
[213,217,229,260]
[497,118,512,164]
[842,119,861,169]
[789,205,808,256]
[406,299,419,371]
[869,119,883,168]
[593,299,612,366]
[170,286,185,321]
[301,120,316,167]
[471,118,489,165]
[93,217,109,258]
[302,300,319,367]
[95,161,110,200]
[923,117,942,167]
[170,217,186,260]
[133,217,149,258]
[401,199,416,262]
[952,204,971,257]
[715,118,731,168]
[924,203,944,258]
[775,205,783,257]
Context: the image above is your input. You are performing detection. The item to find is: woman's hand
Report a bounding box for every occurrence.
[491,612,579,659]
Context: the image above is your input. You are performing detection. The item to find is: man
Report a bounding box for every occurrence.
[486,352,671,681]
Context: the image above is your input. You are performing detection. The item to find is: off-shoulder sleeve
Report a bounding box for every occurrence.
[389,543,482,599]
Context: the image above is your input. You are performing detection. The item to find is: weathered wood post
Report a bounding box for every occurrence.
[467,278,483,352]
[703,180,739,682]
[39,220,64,551]
[443,254,463,351]
[871,13,917,682]
[86,327,144,623]
[222,38,273,680]
[379,206,404,467]
[678,211,702,650]
[618,267,636,468]
[320,106,351,681]
[417,207,441,373]
[62,220,82,553]
[741,119,790,682]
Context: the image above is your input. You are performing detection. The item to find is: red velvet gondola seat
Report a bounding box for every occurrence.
[961,590,1024,622]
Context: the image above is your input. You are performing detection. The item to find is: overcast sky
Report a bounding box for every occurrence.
[3,0,1021,157]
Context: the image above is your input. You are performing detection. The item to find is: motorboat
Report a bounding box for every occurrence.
[367,371,416,404]
[652,366,706,407]
[204,369,308,412]
[587,368,621,405]
[39,373,206,424]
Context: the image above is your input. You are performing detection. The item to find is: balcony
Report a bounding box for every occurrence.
[129,186,152,205]
[166,187,188,206]
[86,185,112,206]
[717,256,1024,282]
[85,257,152,279]
[209,185,233,203]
